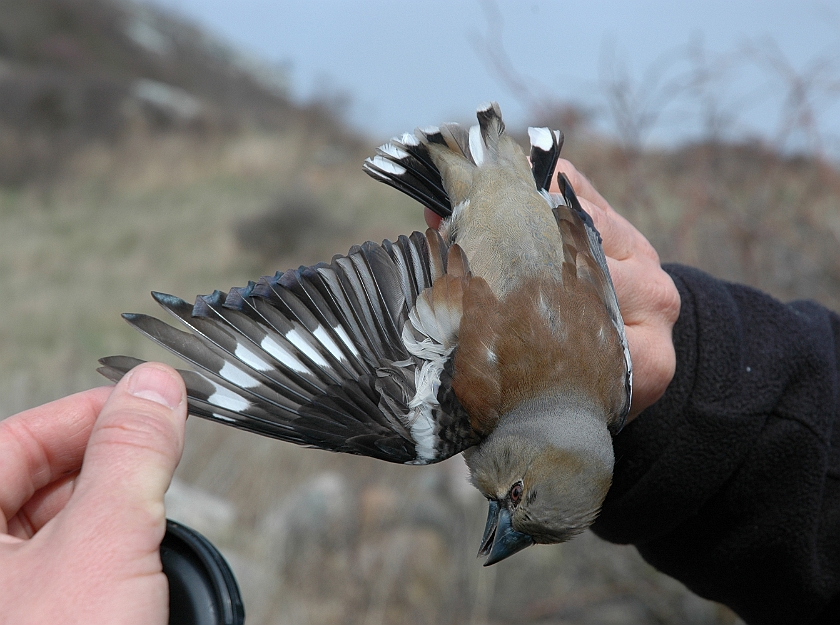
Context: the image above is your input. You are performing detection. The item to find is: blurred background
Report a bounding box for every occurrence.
[1,0,839,623]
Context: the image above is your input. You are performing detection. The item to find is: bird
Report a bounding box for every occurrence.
[99,102,632,566]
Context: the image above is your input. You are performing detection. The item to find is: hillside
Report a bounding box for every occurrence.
[1,2,838,625]
[0,0,359,184]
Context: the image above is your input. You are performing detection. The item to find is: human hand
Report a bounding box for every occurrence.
[0,362,187,624]
[424,159,680,420]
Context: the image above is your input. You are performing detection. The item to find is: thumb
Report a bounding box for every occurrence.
[68,362,187,550]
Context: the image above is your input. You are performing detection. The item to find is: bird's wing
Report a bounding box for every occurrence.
[99,230,480,465]
[551,173,633,433]
[528,126,565,192]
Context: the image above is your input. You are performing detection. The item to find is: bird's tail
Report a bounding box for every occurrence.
[363,102,564,219]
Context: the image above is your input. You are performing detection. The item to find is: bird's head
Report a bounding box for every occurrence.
[463,394,614,565]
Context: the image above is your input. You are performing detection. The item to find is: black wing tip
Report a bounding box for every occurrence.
[151,291,182,306]
[476,101,504,136]
[97,355,147,383]
[249,279,273,299]
[192,289,227,317]
[529,127,564,192]
[557,173,592,219]
[224,283,256,310]
[224,290,244,310]
[203,290,227,305]
[121,312,147,323]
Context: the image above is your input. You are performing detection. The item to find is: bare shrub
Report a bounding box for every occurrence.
[235,189,330,259]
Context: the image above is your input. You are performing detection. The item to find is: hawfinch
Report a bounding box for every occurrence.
[100,102,632,565]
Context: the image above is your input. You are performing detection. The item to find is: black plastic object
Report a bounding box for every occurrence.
[161,519,245,625]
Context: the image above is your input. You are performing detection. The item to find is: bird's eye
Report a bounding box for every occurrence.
[509,481,523,506]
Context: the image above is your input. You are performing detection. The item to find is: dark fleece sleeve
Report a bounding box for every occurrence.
[591,264,840,625]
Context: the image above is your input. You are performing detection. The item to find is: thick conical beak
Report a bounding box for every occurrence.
[477,500,535,566]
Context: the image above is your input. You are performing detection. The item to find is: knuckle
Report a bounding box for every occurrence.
[94,407,180,459]
[635,266,680,320]
[655,274,682,323]
[641,241,661,264]
[649,339,677,386]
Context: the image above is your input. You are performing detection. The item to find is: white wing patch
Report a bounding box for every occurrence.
[527,126,554,151]
[333,325,361,357]
[286,328,329,368]
[218,361,260,389]
[379,142,409,160]
[313,326,348,362]
[260,335,308,373]
[207,375,254,410]
[234,342,273,372]
[468,125,485,165]
[368,155,406,176]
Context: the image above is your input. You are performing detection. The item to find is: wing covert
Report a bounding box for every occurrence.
[551,174,633,432]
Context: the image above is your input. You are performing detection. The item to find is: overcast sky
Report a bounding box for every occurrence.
[142,0,840,152]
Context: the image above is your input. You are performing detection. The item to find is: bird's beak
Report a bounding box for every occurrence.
[477,500,535,566]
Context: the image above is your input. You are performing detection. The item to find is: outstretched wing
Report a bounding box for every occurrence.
[99,230,479,465]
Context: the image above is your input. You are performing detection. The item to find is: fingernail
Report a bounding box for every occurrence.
[126,365,183,409]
